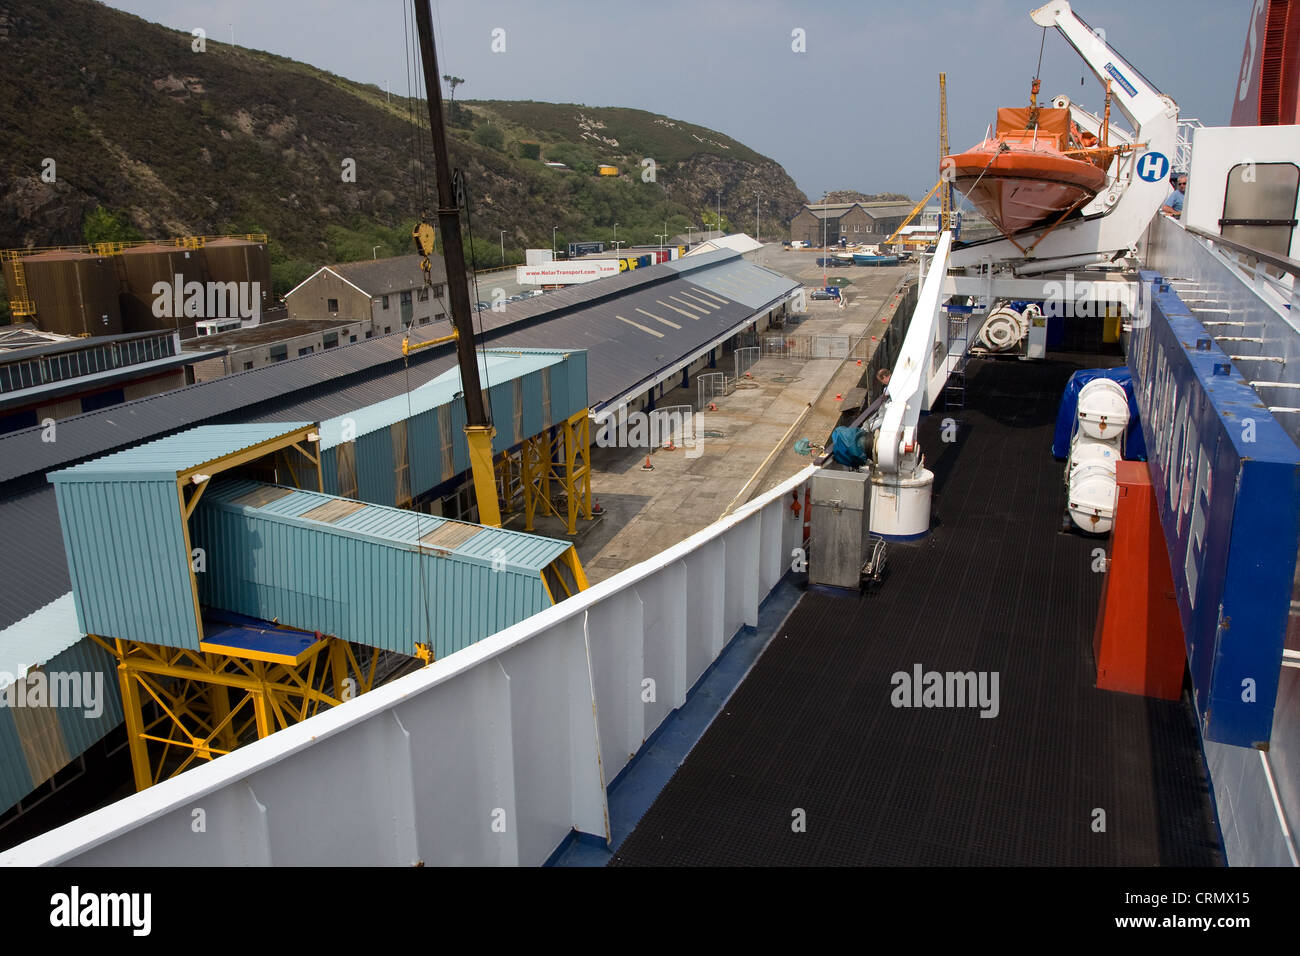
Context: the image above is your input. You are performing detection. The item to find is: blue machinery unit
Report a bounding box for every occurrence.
[1129,272,1300,748]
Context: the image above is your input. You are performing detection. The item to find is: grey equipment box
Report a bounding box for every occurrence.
[809,466,872,589]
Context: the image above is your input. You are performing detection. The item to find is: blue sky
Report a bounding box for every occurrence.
[103,0,1249,203]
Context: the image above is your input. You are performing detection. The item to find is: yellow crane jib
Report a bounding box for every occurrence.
[401,328,458,357]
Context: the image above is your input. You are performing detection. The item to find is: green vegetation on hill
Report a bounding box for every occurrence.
[0,0,808,306]
[818,190,912,204]
[82,205,142,245]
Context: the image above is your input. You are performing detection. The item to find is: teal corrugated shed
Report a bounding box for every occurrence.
[356,428,396,505]
[315,349,585,508]
[191,479,571,659]
[48,638,124,761]
[0,632,123,816]
[53,477,200,648]
[0,703,31,816]
[48,423,314,650]
[321,447,340,496]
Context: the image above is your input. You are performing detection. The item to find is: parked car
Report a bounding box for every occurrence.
[475,301,489,311]
[809,289,836,300]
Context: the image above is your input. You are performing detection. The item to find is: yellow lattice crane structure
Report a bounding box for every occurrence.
[882,74,956,249]
[939,73,953,233]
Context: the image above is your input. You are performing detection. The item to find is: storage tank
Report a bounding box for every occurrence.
[1067,454,1119,534]
[203,238,272,321]
[1065,432,1123,535]
[118,243,204,335]
[1075,377,1130,441]
[18,251,123,336]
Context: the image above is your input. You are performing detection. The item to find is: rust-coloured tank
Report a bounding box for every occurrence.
[203,238,272,320]
[15,251,123,336]
[118,243,205,335]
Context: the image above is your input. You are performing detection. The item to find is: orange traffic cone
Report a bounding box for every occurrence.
[641,455,654,470]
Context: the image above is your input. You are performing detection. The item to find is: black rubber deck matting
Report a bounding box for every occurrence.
[610,353,1224,866]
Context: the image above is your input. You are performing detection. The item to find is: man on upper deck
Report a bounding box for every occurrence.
[1161,173,1188,217]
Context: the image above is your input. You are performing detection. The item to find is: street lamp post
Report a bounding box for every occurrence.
[372,245,381,260]
[755,192,762,242]
[499,230,506,267]
[822,215,827,288]
[552,226,557,259]
[656,233,667,256]
[687,226,694,246]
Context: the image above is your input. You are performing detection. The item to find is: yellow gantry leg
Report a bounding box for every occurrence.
[519,410,594,534]
[115,646,153,793]
[98,635,388,792]
[465,424,501,527]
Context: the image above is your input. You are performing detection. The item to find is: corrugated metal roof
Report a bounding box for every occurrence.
[0,350,224,412]
[0,593,82,680]
[665,255,798,309]
[861,202,914,218]
[0,484,71,632]
[0,328,179,363]
[682,235,763,257]
[50,422,314,482]
[0,325,453,486]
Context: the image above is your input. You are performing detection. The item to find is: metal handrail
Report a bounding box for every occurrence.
[1185,225,1300,279]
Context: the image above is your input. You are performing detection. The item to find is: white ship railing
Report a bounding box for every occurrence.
[1175,117,1204,172]
[0,466,815,866]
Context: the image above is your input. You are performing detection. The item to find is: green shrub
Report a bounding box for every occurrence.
[82,205,142,245]
[473,124,504,151]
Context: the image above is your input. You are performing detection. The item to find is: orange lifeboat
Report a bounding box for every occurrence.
[945,102,1116,238]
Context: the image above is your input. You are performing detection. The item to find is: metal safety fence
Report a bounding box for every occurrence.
[734,347,760,379]
[696,371,731,410]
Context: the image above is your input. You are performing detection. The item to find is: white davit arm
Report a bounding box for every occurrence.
[951,3,1178,267]
[1031,0,1169,133]
[877,232,953,477]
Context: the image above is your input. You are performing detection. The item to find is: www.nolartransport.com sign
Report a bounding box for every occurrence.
[516,260,619,285]
[1129,271,1300,748]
